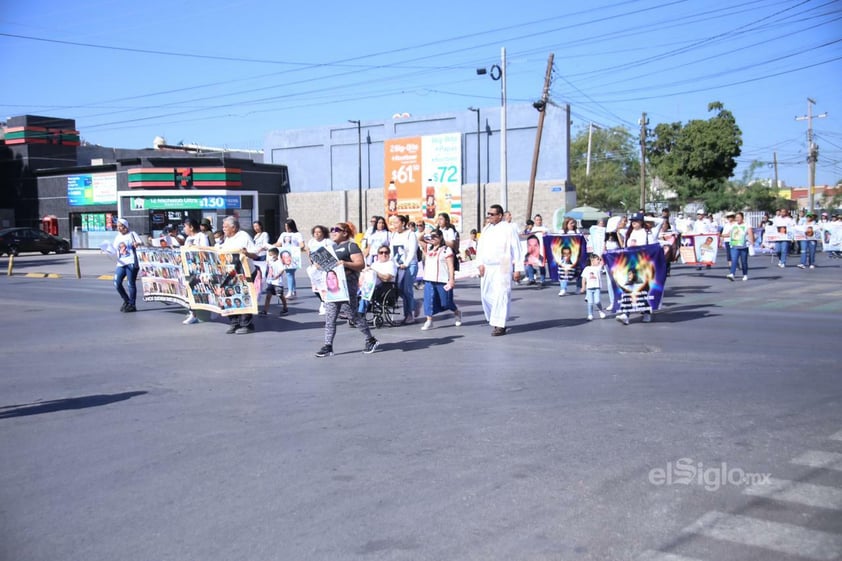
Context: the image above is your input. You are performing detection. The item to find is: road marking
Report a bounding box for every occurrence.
[682,511,842,560]
[637,551,704,561]
[24,272,47,278]
[830,430,842,441]
[792,450,842,472]
[743,477,842,510]
[98,274,114,280]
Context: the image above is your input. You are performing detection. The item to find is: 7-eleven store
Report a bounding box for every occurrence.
[120,167,259,238]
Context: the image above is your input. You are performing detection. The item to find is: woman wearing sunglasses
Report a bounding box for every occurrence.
[420,228,462,331]
[314,223,379,357]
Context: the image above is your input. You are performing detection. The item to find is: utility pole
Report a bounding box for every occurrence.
[639,112,648,211]
[500,47,508,212]
[586,122,602,176]
[525,53,554,222]
[773,151,779,190]
[795,98,827,211]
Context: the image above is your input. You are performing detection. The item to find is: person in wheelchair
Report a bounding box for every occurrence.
[358,245,398,315]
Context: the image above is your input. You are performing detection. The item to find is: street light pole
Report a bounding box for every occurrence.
[469,107,481,231]
[348,119,362,233]
[500,47,508,212]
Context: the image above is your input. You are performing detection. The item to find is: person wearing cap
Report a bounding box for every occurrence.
[721,212,736,269]
[624,213,652,247]
[111,218,143,313]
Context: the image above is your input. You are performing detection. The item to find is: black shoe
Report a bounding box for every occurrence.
[226,325,238,334]
[280,308,289,316]
[491,326,507,336]
[315,345,334,358]
[124,304,136,313]
[235,324,255,335]
[363,338,379,354]
[120,302,128,312]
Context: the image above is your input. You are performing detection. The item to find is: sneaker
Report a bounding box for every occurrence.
[421,319,434,331]
[778,263,785,268]
[318,302,326,315]
[742,275,748,281]
[587,315,593,321]
[124,304,136,313]
[280,308,289,316]
[454,309,462,327]
[285,291,293,299]
[558,290,566,297]
[315,345,333,358]
[258,310,268,316]
[726,273,735,281]
[120,302,128,312]
[226,325,238,334]
[235,325,255,334]
[363,337,379,354]
[616,313,629,326]
[642,314,652,323]
[598,310,606,319]
[183,315,199,325]
[809,265,815,269]
[797,263,806,269]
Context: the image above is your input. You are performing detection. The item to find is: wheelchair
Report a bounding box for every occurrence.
[363,282,402,328]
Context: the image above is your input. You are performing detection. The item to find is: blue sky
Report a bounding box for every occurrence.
[2,0,840,188]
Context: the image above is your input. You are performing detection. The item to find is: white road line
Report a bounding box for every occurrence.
[829,430,842,441]
[682,511,842,561]
[743,477,842,510]
[637,551,705,561]
[792,450,842,472]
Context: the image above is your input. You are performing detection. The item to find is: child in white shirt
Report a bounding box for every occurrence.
[262,247,288,316]
[580,253,607,321]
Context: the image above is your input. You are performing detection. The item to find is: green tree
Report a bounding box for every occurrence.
[569,125,639,212]
[647,102,743,208]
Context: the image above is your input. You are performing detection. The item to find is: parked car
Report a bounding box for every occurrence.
[0,227,71,256]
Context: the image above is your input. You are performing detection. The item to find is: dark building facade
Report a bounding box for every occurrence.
[1,115,290,248]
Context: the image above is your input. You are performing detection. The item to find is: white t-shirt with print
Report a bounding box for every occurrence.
[423,246,454,284]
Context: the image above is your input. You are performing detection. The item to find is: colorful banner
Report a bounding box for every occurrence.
[138,247,189,306]
[384,133,462,232]
[603,244,667,313]
[544,234,587,282]
[137,246,258,316]
[679,234,719,265]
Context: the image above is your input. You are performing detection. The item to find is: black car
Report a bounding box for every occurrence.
[0,227,71,256]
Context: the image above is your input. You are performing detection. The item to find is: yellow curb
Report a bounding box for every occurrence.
[47,273,61,278]
[25,273,48,278]
[98,274,115,280]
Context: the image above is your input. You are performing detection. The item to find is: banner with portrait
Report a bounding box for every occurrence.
[181,247,258,316]
[588,226,606,256]
[544,234,587,282]
[603,244,667,313]
[138,247,189,306]
[679,233,719,265]
[821,223,842,252]
[521,233,547,275]
[305,246,350,303]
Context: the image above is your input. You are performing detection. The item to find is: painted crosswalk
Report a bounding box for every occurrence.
[681,511,842,560]
[638,430,842,561]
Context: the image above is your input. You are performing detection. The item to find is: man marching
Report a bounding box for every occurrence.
[476,204,524,336]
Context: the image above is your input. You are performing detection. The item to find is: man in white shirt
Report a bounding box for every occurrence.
[220,216,256,334]
[772,208,796,268]
[476,204,524,336]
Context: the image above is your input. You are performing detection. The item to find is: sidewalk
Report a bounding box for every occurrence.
[1,250,117,279]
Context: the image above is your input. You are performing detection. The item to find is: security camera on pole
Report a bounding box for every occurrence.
[476,48,508,212]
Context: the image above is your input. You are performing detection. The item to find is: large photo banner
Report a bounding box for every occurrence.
[603,244,668,313]
[138,247,189,306]
[821,223,842,252]
[305,246,350,303]
[139,246,258,316]
[182,247,258,316]
[679,233,720,266]
[384,133,462,232]
[545,234,587,283]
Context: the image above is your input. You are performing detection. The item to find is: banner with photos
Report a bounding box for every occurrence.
[181,247,258,316]
[544,234,587,282]
[821,223,842,252]
[603,244,668,314]
[679,234,720,265]
[138,247,189,306]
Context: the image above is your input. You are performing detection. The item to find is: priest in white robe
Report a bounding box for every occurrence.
[476,204,524,336]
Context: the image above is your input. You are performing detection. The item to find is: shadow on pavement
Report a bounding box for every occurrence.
[0,391,147,419]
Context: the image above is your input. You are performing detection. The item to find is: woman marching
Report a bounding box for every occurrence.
[420,228,462,330]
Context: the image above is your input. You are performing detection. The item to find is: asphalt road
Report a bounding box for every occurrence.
[1,250,841,561]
